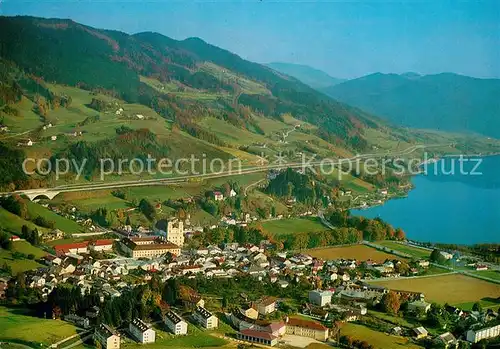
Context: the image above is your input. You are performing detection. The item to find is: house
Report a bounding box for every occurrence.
[277,280,289,288]
[164,311,188,335]
[65,314,90,328]
[413,327,429,339]
[237,329,278,347]
[475,264,488,271]
[437,332,457,348]
[51,135,57,141]
[286,317,329,341]
[241,304,259,320]
[408,300,431,314]
[391,327,403,336]
[54,242,89,255]
[339,272,351,281]
[129,318,155,344]
[193,306,218,329]
[0,279,8,300]
[95,324,120,349]
[91,239,114,252]
[418,260,430,268]
[439,251,453,260]
[308,290,332,307]
[86,306,100,319]
[9,235,21,242]
[213,191,224,201]
[255,296,277,315]
[466,324,500,343]
[229,189,237,197]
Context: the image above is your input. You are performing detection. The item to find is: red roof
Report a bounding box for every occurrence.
[287,317,327,331]
[54,242,89,251]
[240,329,277,341]
[94,239,114,246]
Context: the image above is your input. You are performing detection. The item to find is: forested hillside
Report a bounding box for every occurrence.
[323,72,500,138]
[0,16,381,151]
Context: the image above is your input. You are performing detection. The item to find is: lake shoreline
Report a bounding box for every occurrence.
[353,155,500,245]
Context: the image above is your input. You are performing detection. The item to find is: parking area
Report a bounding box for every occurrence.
[279,334,325,348]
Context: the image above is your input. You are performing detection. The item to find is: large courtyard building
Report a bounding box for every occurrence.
[120,237,180,259]
[285,317,329,341]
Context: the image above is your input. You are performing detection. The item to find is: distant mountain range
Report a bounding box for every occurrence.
[322,72,500,138]
[266,62,345,89]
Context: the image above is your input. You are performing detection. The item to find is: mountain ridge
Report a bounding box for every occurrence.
[266,62,345,89]
[322,72,500,138]
[0,15,381,151]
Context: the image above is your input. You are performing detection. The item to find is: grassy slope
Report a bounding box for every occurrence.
[26,201,85,233]
[0,306,78,346]
[0,240,46,274]
[260,217,327,236]
[0,207,41,234]
[340,323,422,349]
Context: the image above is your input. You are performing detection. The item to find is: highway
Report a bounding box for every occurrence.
[1,143,450,197]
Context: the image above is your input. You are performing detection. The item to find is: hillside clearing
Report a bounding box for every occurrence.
[0,306,79,346]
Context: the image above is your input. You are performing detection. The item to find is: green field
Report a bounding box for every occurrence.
[0,207,42,235]
[473,269,500,282]
[26,201,85,233]
[122,324,227,348]
[371,274,500,306]
[377,241,431,259]
[340,323,422,349]
[260,217,327,236]
[0,306,79,346]
[0,241,46,274]
[455,298,500,311]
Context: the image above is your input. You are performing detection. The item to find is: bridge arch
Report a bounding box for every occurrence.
[25,191,61,201]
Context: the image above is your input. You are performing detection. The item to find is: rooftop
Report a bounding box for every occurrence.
[287,317,327,331]
[131,318,151,332]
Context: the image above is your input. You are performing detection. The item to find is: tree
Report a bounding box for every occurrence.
[0,231,12,250]
[125,215,131,226]
[472,302,482,312]
[381,291,401,314]
[138,199,156,221]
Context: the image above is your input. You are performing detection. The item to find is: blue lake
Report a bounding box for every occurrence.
[353,155,500,244]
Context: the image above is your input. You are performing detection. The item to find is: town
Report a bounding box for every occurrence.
[1,215,499,349]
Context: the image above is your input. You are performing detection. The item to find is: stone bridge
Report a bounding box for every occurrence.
[0,189,62,201]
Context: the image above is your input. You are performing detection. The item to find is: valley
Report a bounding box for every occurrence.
[0,10,499,349]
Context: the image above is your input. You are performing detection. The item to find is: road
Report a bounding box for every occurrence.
[317,210,335,230]
[1,143,450,197]
[243,178,267,196]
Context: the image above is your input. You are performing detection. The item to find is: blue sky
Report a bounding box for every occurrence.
[2,0,499,79]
